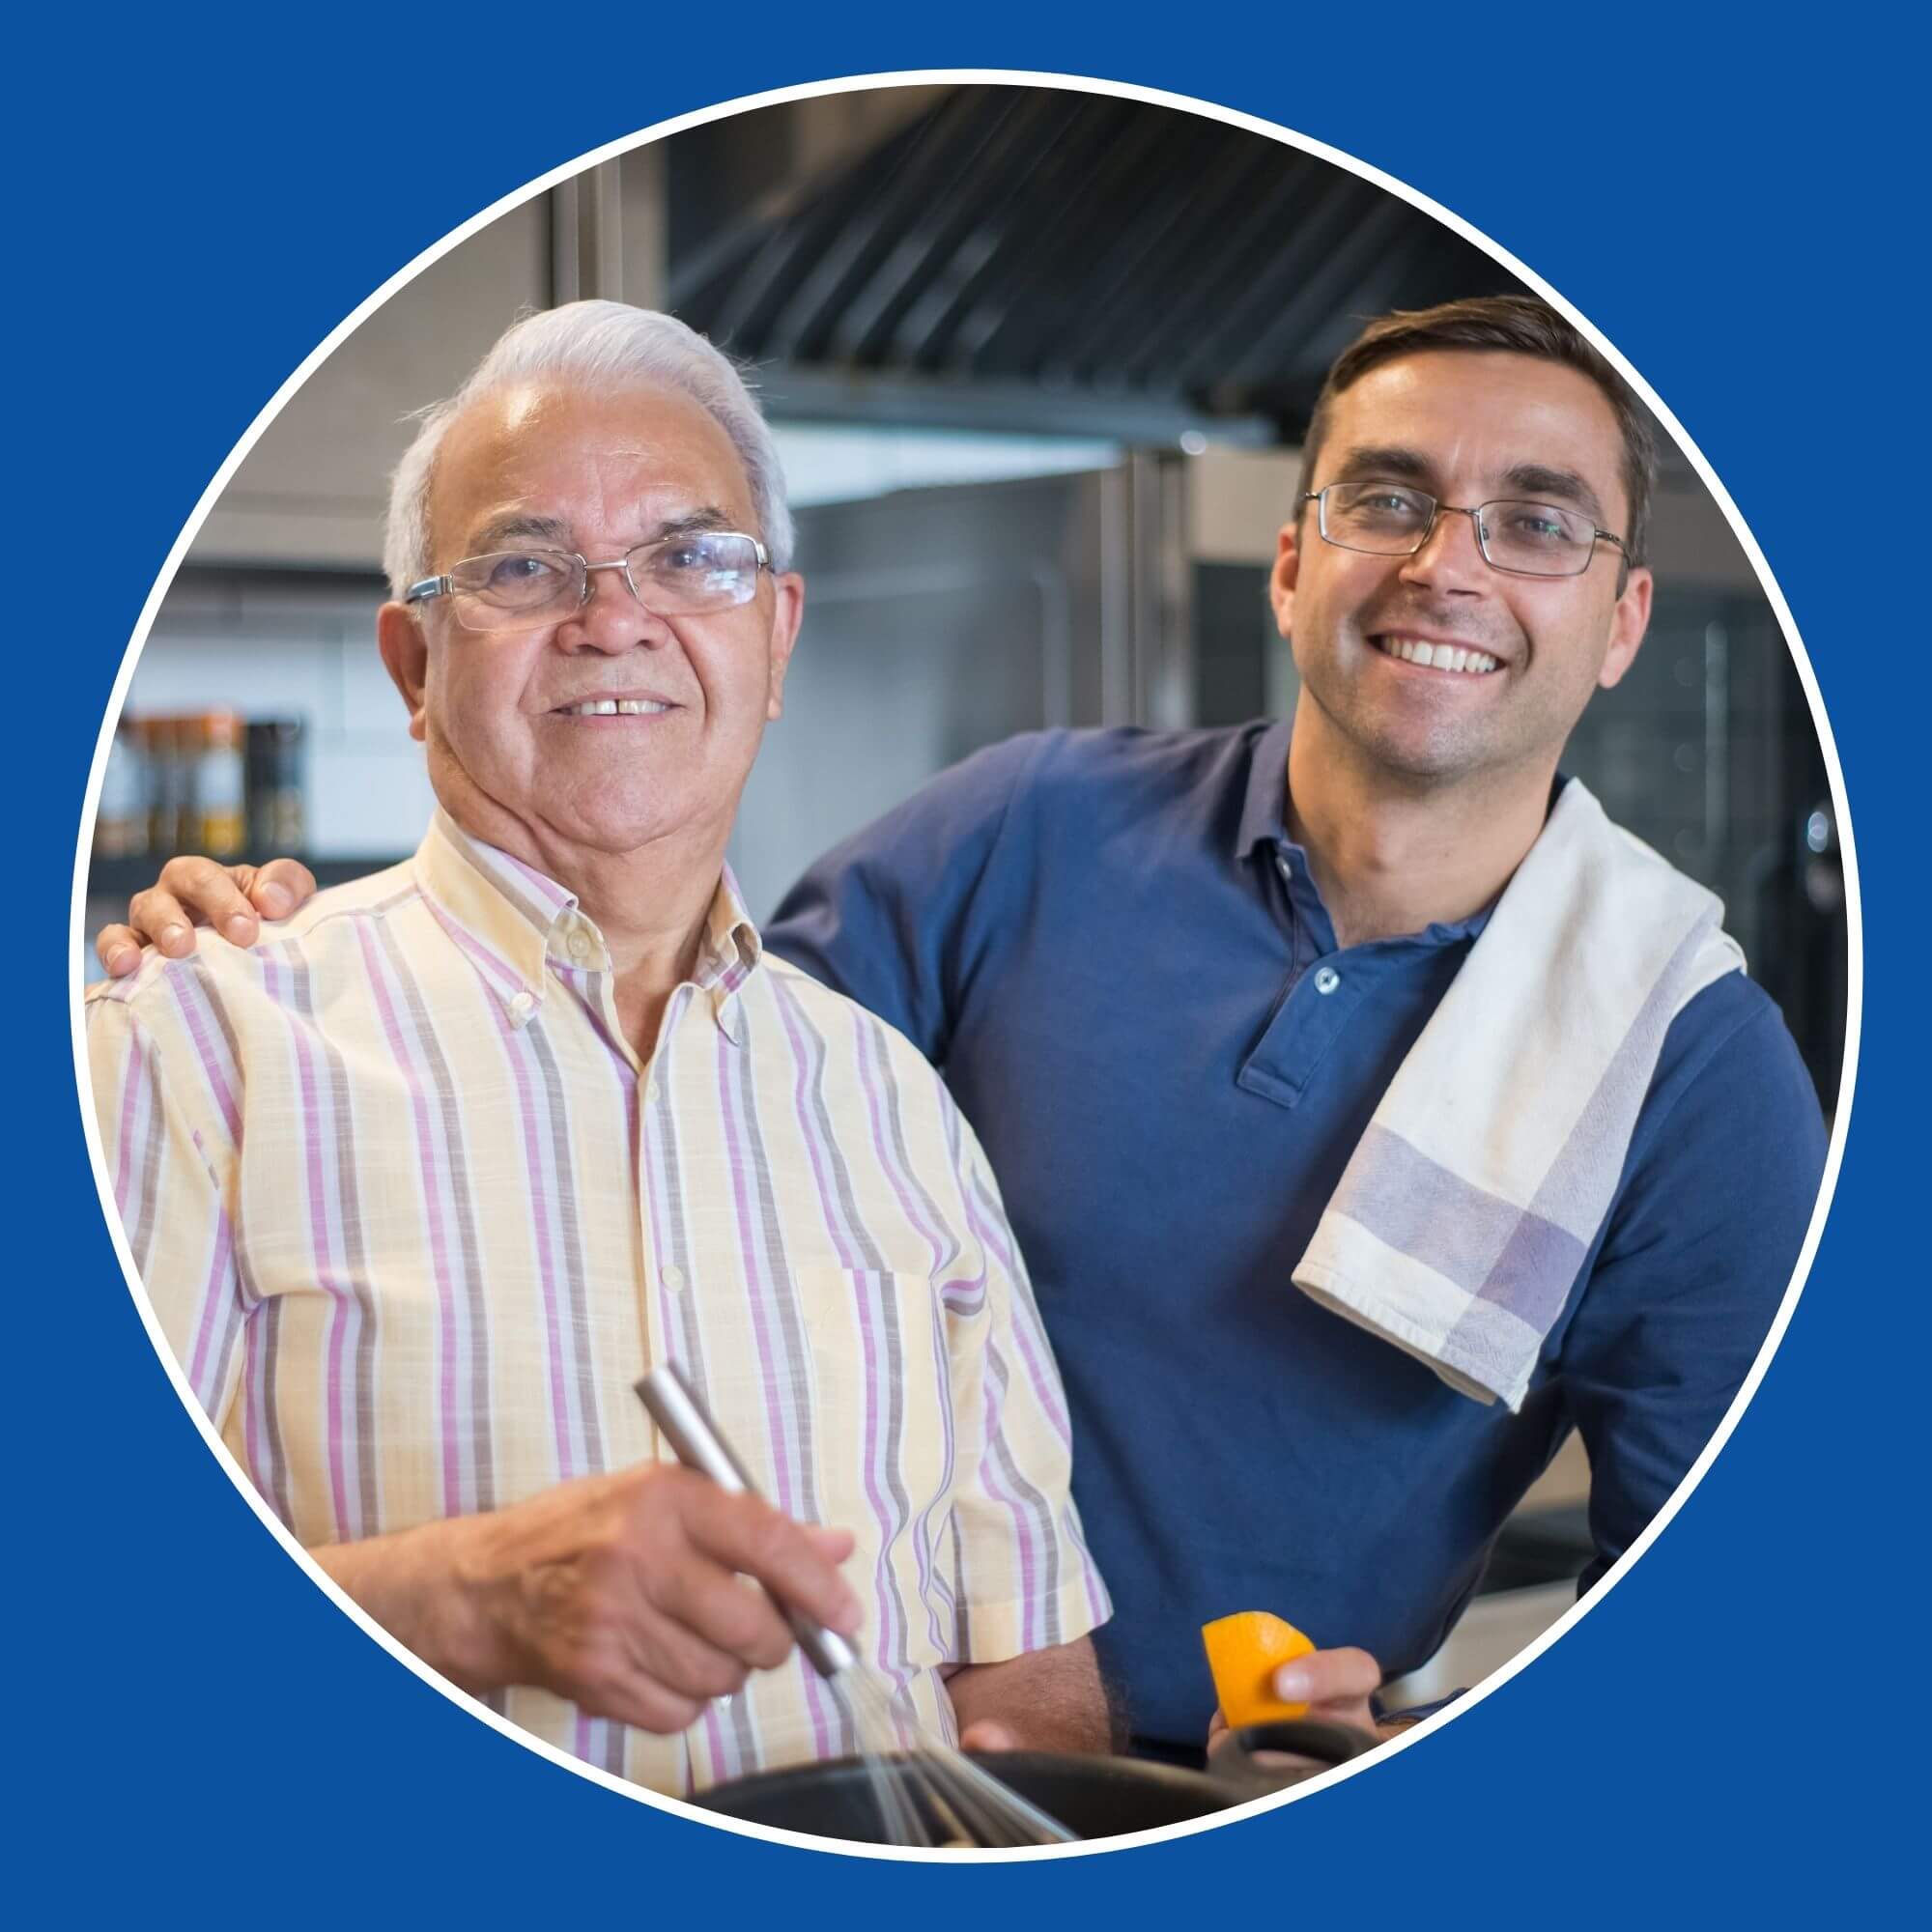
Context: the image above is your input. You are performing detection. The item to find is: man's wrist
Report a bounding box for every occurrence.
[313,1515,507,1692]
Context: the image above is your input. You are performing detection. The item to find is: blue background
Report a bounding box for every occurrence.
[19,9,1912,1919]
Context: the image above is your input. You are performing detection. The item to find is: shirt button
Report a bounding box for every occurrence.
[567,931,590,961]
[662,1264,687,1293]
[645,1079,662,1104]
[510,989,535,1018]
[1314,966,1341,995]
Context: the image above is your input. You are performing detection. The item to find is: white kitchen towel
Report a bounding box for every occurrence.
[1293,779,1744,1411]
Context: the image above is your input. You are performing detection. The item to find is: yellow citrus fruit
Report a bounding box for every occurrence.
[1202,1610,1318,1726]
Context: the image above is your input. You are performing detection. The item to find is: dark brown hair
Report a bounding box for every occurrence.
[1295,295,1658,569]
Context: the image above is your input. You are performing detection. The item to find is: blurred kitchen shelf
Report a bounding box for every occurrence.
[1380,1581,1578,1713]
[86,855,407,898]
[1476,1503,1592,1597]
[1379,1506,1594,1712]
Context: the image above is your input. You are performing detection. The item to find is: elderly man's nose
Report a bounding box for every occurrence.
[569,566,668,647]
[1400,507,1488,591]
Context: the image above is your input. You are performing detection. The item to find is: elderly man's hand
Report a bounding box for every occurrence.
[96,854,319,977]
[317,1463,862,1735]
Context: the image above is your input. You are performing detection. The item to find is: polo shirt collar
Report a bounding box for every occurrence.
[1232,719,1496,950]
[414,809,762,1037]
[1235,715,1297,860]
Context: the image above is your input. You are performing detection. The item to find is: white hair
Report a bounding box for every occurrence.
[383,300,794,599]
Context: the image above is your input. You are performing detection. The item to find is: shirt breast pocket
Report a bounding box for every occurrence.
[794,1266,961,1643]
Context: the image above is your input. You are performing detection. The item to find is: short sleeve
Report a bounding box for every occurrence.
[86,984,248,1431]
[940,1116,1112,1661]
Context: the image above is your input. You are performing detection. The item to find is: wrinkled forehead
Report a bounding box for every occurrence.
[1325,350,1630,527]
[427,380,755,559]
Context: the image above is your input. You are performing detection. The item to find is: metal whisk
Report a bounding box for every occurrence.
[636,1365,1075,1848]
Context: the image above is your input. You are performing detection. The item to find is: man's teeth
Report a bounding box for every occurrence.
[557,698,671,716]
[1377,637,1499,674]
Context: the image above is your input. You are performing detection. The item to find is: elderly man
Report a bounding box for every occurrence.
[86,301,1111,1798]
[104,298,1829,1767]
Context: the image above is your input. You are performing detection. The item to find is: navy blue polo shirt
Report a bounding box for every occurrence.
[766,720,1828,1749]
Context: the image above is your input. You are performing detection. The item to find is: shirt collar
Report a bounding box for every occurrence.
[699,865,762,1042]
[414,809,762,1037]
[1235,716,1298,860]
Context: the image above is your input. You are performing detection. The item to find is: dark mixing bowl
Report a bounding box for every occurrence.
[698,1748,1225,1843]
[698,1723,1376,1845]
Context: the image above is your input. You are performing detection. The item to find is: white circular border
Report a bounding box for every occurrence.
[67,67,1862,1865]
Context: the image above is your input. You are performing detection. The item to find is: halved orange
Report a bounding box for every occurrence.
[1202,1610,1317,1726]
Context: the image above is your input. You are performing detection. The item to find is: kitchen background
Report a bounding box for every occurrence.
[82,83,1850,1706]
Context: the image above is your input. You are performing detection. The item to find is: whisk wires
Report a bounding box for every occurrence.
[633,1364,1074,1848]
[829,1661,1076,1849]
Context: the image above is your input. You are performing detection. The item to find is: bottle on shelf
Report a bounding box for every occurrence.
[198,710,247,857]
[245,718,306,855]
[143,717,192,855]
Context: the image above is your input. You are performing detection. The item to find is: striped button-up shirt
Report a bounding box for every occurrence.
[86,810,1109,1795]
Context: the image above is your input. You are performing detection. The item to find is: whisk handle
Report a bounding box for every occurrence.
[635,1366,859,1681]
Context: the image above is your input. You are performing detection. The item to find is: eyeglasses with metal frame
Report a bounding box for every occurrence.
[1303,483,1629,579]
[406,529,771,632]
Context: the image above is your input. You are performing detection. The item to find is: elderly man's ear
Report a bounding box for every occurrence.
[378,603,431,744]
[765,572,806,722]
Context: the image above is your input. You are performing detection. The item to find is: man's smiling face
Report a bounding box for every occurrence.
[381,379,802,867]
[1271,349,1652,789]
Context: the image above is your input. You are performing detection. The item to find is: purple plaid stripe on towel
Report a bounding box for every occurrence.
[1293,780,1744,1410]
